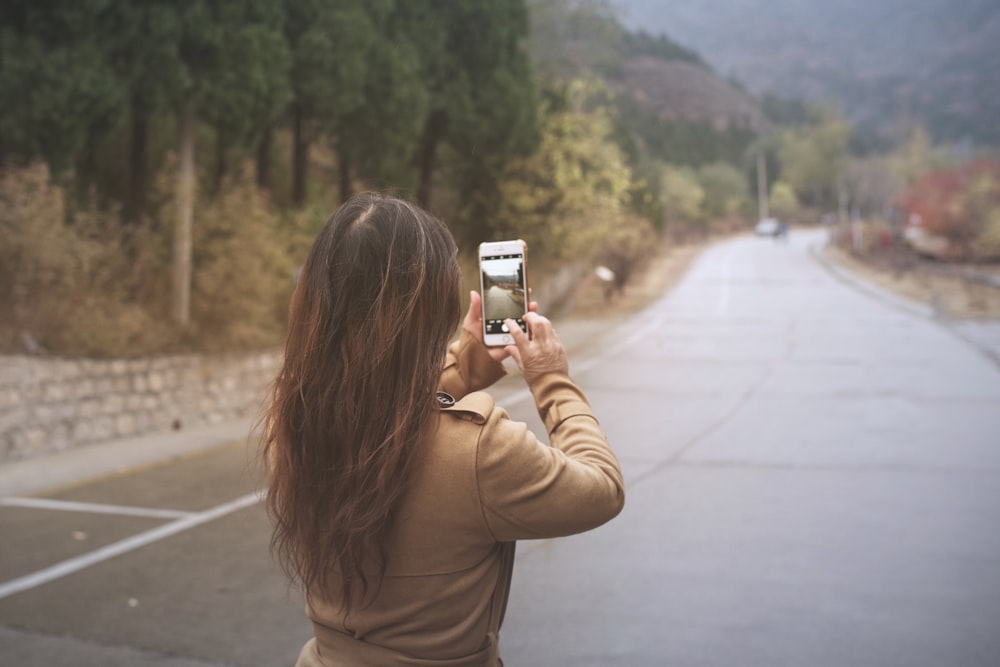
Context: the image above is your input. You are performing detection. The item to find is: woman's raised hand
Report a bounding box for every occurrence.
[463,291,538,364]
[504,312,569,384]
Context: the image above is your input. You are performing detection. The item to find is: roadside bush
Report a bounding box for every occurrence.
[697,162,749,220]
[493,78,634,262]
[897,158,1000,260]
[769,181,799,221]
[597,214,658,298]
[659,164,706,240]
[0,161,314,357]
[972,209,1000,261]
[0,164,83,350]
[0,163,170,356]
[185,163,306,351]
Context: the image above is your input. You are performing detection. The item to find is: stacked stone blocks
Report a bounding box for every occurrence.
[0,351,282,461]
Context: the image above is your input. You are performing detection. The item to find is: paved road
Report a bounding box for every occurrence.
[2,230,999,666]
[501,231,1000,666]
[483,284,526,321]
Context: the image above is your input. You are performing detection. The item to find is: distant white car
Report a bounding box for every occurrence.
[755,218,780,236]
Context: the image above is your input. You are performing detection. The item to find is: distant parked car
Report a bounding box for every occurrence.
[755,218,780,236]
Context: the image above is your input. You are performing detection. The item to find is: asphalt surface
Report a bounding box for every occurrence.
[484,284,526,321]
[2,229,999,666]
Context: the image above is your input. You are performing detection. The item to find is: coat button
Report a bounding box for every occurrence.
[436,391,456,407]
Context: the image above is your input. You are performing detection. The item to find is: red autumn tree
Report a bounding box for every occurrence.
[897,159,1000,256]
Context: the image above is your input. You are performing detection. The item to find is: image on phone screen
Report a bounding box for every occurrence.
[480,253,527,335]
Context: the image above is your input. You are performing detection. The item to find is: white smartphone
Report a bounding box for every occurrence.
[478,239,529,347]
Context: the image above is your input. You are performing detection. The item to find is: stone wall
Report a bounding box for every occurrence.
[0,350,282,462]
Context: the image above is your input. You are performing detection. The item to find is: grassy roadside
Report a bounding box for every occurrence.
[567,238,713,319]
[824,243,1000,321]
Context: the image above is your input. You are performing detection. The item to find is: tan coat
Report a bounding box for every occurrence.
[295,331,625,666]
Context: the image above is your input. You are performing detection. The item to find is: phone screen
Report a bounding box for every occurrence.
[480,252,527,335]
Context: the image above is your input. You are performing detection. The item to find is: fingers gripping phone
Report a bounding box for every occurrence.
[478,240,529,347]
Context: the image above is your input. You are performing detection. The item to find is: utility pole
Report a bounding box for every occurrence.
[757,151,769,220]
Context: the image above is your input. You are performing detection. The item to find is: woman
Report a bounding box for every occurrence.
[263,193,624,666]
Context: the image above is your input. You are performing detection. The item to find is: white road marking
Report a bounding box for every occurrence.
[1,497,196,520]
[0,492,261,600]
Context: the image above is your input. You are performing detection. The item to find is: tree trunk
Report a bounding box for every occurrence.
[173,101,196,327]
[256,127,272,190]
[214,129,228,195]
[123,93,148,225]
[292,103,308,207]
[416,110,447,208]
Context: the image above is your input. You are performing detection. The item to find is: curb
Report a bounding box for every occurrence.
[809,241,936,320]
[811,239,1000,370]
[0,315,619,498]
[0,419,255,498]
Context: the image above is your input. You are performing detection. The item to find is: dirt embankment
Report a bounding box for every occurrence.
[825,244,1000,321]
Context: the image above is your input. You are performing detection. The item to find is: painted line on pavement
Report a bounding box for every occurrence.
[1,497,196,520]
[0,491,261,600]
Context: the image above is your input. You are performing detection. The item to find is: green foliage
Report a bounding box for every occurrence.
[494,78,633,261]
[697,162,750,219]
[2,1,797,355]
[614,96,757,168]
[332,9,427,189]
[108,2,186,107]
[0,2,124,173]
[411,0,540,231]
[596,213,659,294]
[768,181,798,220]
[889,127,951,186]
[198,1,292,145]
[778,110,850,209]
[626,165,666,231]
[658,164,707,236]
[760,93,810,127]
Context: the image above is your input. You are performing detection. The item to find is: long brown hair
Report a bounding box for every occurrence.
[263,193,461,609]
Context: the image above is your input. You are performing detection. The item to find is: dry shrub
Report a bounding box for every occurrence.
[0,164,81,347]
[0,163,169,355]
[1,161,314,357]
[971,209,1000,262]
[186,163,308,352]
[597,214,659,297]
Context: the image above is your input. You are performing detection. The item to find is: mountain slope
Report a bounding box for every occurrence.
[613,57,766,131]
[527,2,769,142]
[612,0,1000,146]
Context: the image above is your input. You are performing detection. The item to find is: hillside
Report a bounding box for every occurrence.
[612,57,766,132]
[527,1,769,153]
[612,0,1000,147]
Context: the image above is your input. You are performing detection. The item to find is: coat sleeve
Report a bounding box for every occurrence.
[439,329,507,400]
[475,371,625,541]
